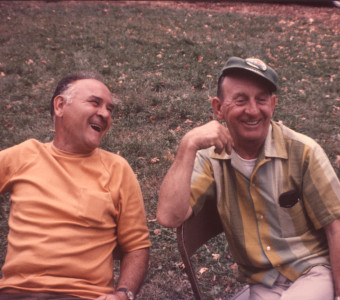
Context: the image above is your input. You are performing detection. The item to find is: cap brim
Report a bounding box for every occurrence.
[222,67,277,92]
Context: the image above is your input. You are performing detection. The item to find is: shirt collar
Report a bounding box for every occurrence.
[210,121,288,160]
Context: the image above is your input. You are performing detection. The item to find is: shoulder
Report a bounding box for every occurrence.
[0,139,45,174]
[1,138,44,155]
[97,148,134,173]
[273,121,320,150]
[97,148,128,164]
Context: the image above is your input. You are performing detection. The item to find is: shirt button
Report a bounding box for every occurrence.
[266,246,271,251]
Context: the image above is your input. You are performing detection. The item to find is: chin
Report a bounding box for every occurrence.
[84,140,101,152]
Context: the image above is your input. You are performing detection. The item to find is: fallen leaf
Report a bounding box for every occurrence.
[153,229,161,235]
[150,157,160,164]
[212,253,220,260]
[178,262,185,269]
[199,267,208,274]
[335,155,340,169]
[163,151,174,162]
[147,218,157,223]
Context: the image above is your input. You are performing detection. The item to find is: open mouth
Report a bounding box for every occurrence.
[245,121,260,126]
[90,124,102,132]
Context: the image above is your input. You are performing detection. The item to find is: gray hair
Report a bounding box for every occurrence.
[50,71,106,119]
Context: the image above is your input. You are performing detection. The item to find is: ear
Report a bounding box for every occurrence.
[211,97,224,120]
[53,95,66,118]
[270,95,278,115]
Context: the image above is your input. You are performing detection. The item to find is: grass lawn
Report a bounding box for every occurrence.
[0,1,339,299]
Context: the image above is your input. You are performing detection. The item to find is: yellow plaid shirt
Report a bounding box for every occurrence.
[190,121,340,287]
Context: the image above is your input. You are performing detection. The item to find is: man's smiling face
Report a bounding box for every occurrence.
[54,79,114,153]
[217,74,276,152]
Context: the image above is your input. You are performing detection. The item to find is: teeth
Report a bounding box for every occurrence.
[246,121,259,125]
[90,124,101,132]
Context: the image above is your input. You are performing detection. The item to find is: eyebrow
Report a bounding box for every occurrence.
[232,91,270,100]
[88,95,115,109]
[232,92,248,100]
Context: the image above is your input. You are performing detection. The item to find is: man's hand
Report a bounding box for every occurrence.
[157,120,233,228]
[183,120,233,155]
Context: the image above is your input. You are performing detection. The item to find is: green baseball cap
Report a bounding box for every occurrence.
[219,57,278,92]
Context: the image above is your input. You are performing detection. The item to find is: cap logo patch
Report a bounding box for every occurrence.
[245,58,267,71]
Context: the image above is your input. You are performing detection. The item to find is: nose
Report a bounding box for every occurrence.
[97,105,111,119]
[245,99,259,115]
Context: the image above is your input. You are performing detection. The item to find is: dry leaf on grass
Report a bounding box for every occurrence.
[150,157,160,164]
[212,253,220,260]
[199,267,208,274]
[335,155,340,169]
[153,229,161,235]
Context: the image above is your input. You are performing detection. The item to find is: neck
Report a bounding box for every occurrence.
[52,138,94,155]
[233,142,263,160]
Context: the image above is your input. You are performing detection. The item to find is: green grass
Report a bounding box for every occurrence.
[0,1,339,299]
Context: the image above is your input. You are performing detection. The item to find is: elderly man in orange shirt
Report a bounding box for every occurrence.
[0,72,151,300]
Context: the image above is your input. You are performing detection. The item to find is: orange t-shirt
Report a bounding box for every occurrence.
[0,139,151,299]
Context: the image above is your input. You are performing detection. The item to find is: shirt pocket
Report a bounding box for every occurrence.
[77,188,113,224]
[278,191,311,237]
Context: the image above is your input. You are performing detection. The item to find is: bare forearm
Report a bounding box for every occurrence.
[157,134,196,228]
[157,121,233,228]
[116,248,150,295]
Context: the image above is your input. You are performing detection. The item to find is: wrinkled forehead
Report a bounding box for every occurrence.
[222,71,274,95]
[71,79,114,102]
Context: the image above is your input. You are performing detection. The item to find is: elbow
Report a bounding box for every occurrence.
[156,211,180,228]
[156,207,190,229]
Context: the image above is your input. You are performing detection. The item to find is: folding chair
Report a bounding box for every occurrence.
[176,198,249,300]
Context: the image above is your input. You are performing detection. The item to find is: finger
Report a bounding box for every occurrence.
[225,142,232,155]
[220,128,234,154]
[213,140,225,154]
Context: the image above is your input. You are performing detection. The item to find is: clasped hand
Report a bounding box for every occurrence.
[184,120,233,154]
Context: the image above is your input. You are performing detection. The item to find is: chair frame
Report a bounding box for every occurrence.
[176,197,224,300]
[177,199,250,300]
